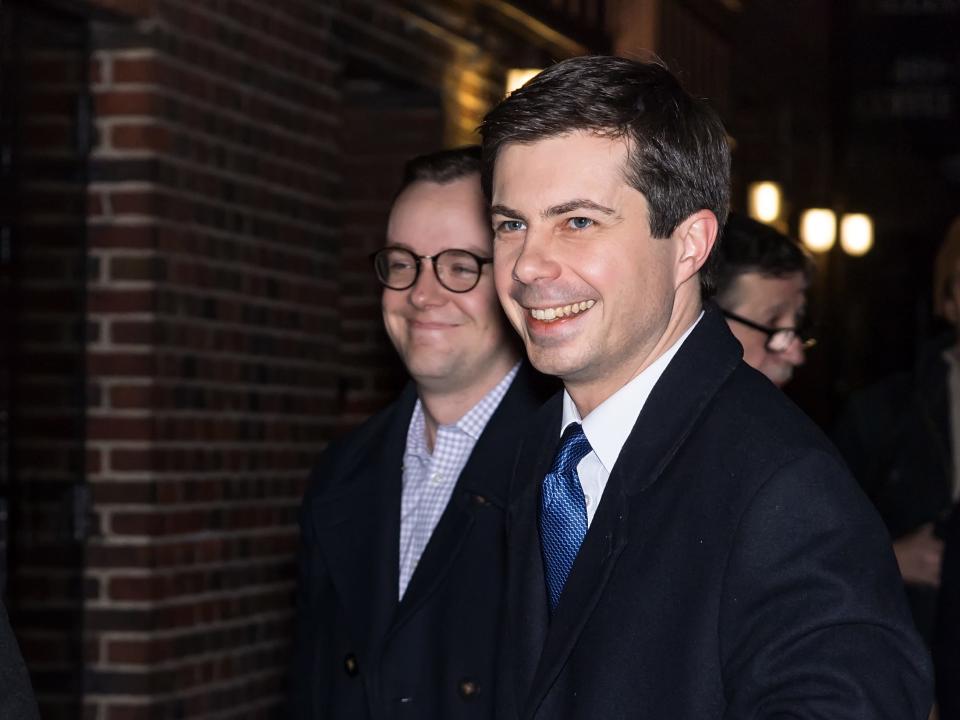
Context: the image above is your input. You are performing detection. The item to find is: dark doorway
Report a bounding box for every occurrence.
[336,57,444,432]
[0,1,91,715]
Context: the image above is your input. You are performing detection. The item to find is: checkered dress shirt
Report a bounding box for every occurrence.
[398,363,520,599]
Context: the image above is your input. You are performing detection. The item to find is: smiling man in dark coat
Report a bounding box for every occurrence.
[480,55,932,720]
[289,147,551,719]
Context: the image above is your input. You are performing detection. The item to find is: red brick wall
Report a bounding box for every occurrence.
[84,1,339,716]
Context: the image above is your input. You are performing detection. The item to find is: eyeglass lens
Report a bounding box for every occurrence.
[766,329,798,353]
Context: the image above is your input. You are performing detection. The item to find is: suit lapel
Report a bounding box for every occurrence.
[308,387,413,663]
[522,307,742,717]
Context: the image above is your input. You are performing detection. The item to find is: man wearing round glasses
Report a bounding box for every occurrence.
[290,147,550,720]
[714,212,813,388]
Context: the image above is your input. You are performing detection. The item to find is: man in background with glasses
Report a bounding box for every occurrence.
[714,212,814,388]
[289,147,551,719]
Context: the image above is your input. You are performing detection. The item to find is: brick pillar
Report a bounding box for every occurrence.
[83,1,340,716]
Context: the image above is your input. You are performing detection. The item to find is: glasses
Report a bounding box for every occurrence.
[721,310,817,353]
[371,246,493,293]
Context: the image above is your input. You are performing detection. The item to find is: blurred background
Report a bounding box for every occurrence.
[0,0,956,717]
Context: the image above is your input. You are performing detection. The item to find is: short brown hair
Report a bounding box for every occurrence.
[479,56,730,293]
[399,146,481,192]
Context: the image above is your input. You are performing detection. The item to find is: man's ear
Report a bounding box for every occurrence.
[673,209,719,288]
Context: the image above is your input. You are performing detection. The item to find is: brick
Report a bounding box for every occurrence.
[88,226,157,249]
[110,256,166,282]
[109,449,152,472]
[108,638,170,664]
[95,90,159,117]
[88,288,155,313]
[108,575,158,602]
[85,607,156,632]
[113,320,158,345]
[110,511,163,537]
[85,543,153,568]
[87,352,156,377]
[109,190,159,216]
[91,481,156,504]
[109,384,154,409]
[87,416,153,441]
[111,124,170,153]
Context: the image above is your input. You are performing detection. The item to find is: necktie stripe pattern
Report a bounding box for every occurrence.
[539,423,593,611]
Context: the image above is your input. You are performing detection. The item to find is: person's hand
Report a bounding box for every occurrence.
[893,523,944,587]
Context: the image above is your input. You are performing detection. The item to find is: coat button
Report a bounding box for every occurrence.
[458,679,479,699]
[343,653,359,677]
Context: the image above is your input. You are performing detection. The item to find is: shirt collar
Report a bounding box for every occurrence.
[561,312,703,473]
[454,361,520,440]
[406,361,521,455]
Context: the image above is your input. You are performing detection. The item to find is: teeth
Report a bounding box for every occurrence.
[530,299,595,322]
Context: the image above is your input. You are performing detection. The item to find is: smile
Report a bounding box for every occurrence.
[529,300,595,322]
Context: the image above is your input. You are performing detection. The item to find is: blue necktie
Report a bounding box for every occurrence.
[539,422,593,612]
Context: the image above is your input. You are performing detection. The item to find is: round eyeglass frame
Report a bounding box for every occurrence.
[370,246,493,293]
[721,309,817,353]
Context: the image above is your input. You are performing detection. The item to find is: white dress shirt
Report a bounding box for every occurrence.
[560,313,702,525]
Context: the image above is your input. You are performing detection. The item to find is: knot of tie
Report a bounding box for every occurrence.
[540,422,593,611]
[549,423,593,477]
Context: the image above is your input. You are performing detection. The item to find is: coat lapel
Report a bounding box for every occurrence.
[522,307,742,718]
[522,436,630,717]
[308,386,413,664]
[506,395,560,714]
[391,363,546,634]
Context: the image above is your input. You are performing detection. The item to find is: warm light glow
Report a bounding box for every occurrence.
[747,181,782,223]
[800,208,837,253]
[506,68,542,94]
[840,213,874,256]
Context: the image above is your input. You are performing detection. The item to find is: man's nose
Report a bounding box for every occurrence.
[510,228,561,285]
[409,261,447,308]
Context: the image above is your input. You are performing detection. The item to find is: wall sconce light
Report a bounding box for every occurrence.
[799,208,837,253]
[506,68,542,94]
[747,181,782,224]
[839,213,874,256]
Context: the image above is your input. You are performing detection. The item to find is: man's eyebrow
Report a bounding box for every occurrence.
[490,200,618,222]
[544,199,617,218]
[490,204,528,222]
